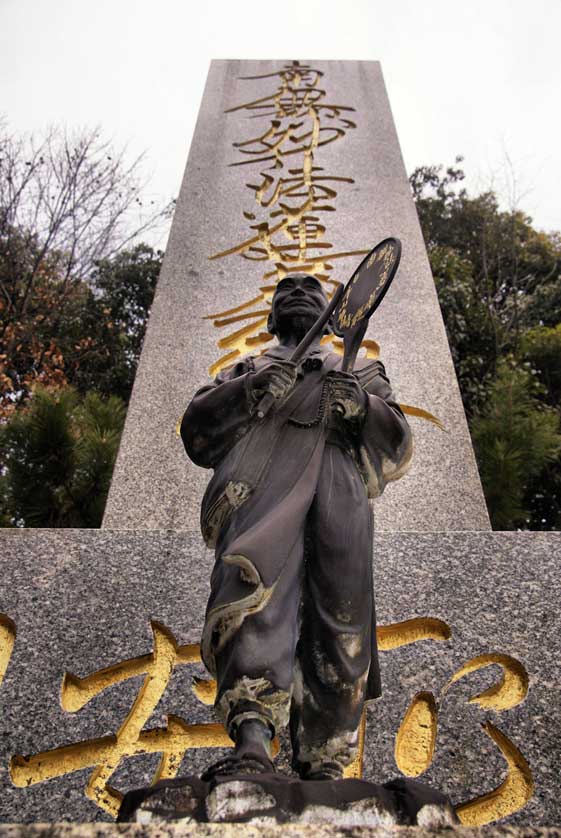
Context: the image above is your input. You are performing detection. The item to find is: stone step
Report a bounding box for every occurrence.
[1,823,560,837]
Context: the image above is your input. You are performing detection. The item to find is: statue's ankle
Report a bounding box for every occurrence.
[297,760,344,781]
[234,718,274,761]
[200,717,275,780]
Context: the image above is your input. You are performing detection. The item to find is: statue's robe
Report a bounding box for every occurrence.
[182,345,412,772]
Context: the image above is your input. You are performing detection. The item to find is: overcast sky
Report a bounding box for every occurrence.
[1,0,560,245]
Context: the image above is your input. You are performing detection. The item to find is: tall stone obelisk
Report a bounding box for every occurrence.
[102,59,490,532]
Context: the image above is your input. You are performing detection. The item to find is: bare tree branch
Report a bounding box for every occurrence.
[0,123,172,323]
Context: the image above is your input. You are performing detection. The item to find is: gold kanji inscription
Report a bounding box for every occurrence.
[8,614,532,825]
[199,62,443,430]
[10,622,233,818]
[395,691,438,776]
[207,61,367,375]
[0,614,16,689]
[394,647,532,824]
[346,617,452,780]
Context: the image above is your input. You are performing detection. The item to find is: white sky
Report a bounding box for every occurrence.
[1,0,560,245]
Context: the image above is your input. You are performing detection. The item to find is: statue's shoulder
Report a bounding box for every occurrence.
[321,351,384,373]
[218,352,280,379]
[213,355,256,383]
[250,349,291,369]
[354,356,385,373]
[353,357,388,388]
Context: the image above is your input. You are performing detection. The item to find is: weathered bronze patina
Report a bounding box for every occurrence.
[181,267,413,780]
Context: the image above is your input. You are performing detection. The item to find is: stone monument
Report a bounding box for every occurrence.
[0,60,559,830]
[102,59,490,533]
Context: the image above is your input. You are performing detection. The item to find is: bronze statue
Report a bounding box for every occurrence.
[181,268,413,781]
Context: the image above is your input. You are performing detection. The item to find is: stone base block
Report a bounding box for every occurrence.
[0,530,559,825]
[118,773,457,827]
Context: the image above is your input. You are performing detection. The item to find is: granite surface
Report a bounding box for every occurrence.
[102,59,490,533]
[0,530,558,824]
[1,827,561,838]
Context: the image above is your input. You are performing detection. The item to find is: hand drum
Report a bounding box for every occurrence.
[333,237,401,372]
[256,237,401,419]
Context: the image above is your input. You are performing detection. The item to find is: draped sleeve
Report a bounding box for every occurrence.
[181,360,255,469]
[354,360,413,498]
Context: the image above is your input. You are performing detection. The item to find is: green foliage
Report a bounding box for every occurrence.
[520,273,561,329]
[411,161,561,402]
[520,325,561,406]
[0,124,170,528]
[411,159,561,529]
[471,363,561,529]
[0,241,162,413]
[429,245,496,413]
[0,121,168,414]
[59,244,162,403]
[0,387,126,527]
[524,461,561,532]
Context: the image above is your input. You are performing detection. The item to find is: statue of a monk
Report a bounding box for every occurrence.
[181,274,413,780]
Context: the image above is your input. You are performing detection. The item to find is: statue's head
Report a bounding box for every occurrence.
[268,274,330,339]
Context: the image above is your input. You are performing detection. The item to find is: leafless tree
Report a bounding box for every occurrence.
[0,121,173,321]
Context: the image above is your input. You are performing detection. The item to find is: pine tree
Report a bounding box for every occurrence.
[0,388,125,527]
[471,363,561,529]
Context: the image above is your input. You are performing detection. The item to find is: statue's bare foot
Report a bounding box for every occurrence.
[201,753,274,781]
[299,761,344,781]
[202,718,275,781]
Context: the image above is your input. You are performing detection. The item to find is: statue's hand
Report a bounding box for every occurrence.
[249,361,298,407]
[326,370,368,422]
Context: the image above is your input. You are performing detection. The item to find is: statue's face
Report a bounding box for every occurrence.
[270,275,328,335]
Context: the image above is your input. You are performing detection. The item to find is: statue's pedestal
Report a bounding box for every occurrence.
[0,529,559,824]
[119,774,457,828]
